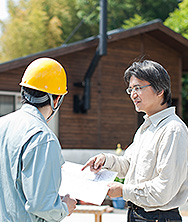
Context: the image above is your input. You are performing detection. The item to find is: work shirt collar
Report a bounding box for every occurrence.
[21,104,48,125]
[143,106,176,128]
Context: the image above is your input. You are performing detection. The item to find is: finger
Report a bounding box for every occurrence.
[90,167,100,173]
[107,182,113,187]
[93,161,101,170]
[81,164,88,171]
[93,155,105,170]
[107,190,111,197]
[81,158,95,171]
[64,194,70,198]
[81,162,92,171]
[72,199,77,205]
[90,165,102,173]
[68,205,76,216]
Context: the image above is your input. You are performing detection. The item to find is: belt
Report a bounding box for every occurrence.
[128,201,142,210]
[127,201,181,221]
[127,201,179,213]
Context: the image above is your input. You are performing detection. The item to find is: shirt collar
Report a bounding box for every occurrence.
[143,107,176,128]
[20,104,48,125]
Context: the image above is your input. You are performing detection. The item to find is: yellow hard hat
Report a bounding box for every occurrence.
[20,57,68,95]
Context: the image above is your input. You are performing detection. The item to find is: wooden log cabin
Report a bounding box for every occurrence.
[0,20,188,158]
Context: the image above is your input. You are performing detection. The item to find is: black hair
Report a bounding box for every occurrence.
[124,60,172,107]
[21,86,58,108]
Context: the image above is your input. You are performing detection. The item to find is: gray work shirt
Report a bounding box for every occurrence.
[0,104,68,221]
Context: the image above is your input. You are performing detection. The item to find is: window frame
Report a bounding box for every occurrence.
[0,90,22,116]
[0,91,59,136]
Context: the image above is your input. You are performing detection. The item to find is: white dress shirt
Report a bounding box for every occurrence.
[104,107,188,212]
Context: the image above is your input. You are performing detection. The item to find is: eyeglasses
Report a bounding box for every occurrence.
[126,84,151,95]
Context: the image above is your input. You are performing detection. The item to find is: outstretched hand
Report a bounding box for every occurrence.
[81,154,106,173]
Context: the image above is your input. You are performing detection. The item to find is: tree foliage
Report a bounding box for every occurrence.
[0,0,85,61]
[76,0,179,34]
[182,74,188,125]
[164,0,188,125]
[122,14,147,29]
[164,0,188,39]
[0,0,179,62]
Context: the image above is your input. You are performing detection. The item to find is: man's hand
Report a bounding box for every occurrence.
[107,182,123,198]
[61,194,77,216]
[81,154,106,173]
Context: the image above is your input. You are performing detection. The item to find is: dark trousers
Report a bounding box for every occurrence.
[127,202,182,222]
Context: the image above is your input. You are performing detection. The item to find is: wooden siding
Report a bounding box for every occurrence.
[0,28,184,150]
[0,69,23,92]
[142,34,181,98]
[56,34,182,149]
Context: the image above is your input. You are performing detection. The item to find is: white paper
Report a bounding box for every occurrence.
[59,161,118,205]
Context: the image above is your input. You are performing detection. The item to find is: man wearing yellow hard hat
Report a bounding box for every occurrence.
[0,58,77,221]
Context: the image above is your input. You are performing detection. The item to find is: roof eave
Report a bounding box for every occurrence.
[0,19,188,72]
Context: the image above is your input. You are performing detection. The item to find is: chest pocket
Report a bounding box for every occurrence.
[136,148,157,179]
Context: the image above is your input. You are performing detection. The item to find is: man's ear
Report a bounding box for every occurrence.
[157,89,164,97]
[54,95,61,108]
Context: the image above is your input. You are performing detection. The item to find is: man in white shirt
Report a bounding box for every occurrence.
[82,60,188,221]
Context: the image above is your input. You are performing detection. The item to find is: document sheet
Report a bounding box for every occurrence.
[59,161,118,205]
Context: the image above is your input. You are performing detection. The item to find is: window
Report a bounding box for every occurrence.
[0,91,59,136]
[0,91,22,117]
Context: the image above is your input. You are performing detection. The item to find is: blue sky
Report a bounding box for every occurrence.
[0,0,9,21]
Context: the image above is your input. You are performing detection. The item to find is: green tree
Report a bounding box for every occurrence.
[122,14,147,29]
[1,0,60,61]
[76,0,179,34]
[0,0,82,61]
[164,0,188,125]
[0,0,179,62]
[182,74,188,125]
[164,0,188,39]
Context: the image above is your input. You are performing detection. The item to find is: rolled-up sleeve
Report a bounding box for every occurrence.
[103,144,133,178]
[22,133,69,221]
